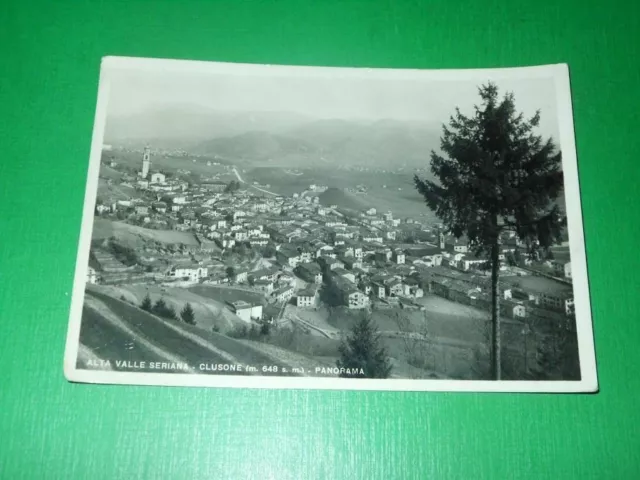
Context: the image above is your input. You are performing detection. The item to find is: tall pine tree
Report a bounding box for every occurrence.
[337,313,392,379]
[414,83,565,380]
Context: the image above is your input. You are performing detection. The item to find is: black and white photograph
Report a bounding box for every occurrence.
[64,57,597,392]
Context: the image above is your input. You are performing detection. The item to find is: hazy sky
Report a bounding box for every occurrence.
[106,64,560,139]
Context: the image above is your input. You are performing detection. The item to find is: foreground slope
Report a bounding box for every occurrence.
[78,290,300,375]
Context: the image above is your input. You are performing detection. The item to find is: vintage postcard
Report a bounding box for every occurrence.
[64,56,598,392]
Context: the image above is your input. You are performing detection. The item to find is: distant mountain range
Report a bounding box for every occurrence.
[103,107,312,146]
[195,131,312,162]
[104,106,443,168]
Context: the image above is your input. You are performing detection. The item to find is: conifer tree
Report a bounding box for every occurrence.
[337,313,392,379]
[225,266,236,282]
[152,298,177,319]
[180,303,196,325]
[140,293,152,312]
[414,83,565,380]
[319,277,343,308]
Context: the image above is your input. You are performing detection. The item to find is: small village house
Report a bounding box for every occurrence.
[343,288,368,309]
[234,269,249,284]
[168,265,208,282]
[273,285,294,303]
[371,282,386,299]
[392,249,405,265]
[295,262,323,284]
[296,287,317,307]
[254,279,274,295]
[276,248,301,268]
[227,300,262,322]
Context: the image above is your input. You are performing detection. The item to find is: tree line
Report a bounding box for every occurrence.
[140,294,196,325]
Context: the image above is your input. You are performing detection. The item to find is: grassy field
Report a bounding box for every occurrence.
[245,166,435,219]
[189,285,267,307]
[79,303,171,371]
[316,294,550,379]
[83,285,544,379]
[325,295,488,344]
[81,290,299,374]
[98,164,126,181]
[354,187,433,220]
[92,218,200,246]
[107,149,234,178]
[317,188,366,211]
[87,284,246,331]
[243,167,313,196]
[97,179,147,201]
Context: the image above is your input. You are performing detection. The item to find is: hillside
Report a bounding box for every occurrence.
[104,107,312,146]
[97,179,146,202]
[80,289,299,374]
[317,187,366,211]
[106,109,442,168]
[196,120,440,168]
[196,131,314,161]
[285,118,441,167]
[98,164,126,181]
[92,218,200,247]
[91,284,246,332]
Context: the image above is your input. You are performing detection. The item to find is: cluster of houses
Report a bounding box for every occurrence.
[92,150,575,325]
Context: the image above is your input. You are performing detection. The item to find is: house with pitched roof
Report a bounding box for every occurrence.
[295,262,323,284]
[273,285,294,303]
[276,247,301,268]
[296,286,318,307]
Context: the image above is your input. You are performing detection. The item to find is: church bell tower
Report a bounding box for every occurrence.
[141,146,151,179]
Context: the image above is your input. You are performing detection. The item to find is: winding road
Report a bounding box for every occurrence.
[232,166,280,196]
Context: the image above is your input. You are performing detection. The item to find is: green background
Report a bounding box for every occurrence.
[1,0,639,478]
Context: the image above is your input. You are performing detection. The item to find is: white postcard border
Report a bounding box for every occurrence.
[63,56,598,393]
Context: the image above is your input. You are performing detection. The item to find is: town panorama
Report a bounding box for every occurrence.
[77,136,578,382]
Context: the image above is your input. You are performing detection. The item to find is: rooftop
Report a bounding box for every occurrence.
[277,248,300,258]
[333,267,351,276]
[274,285,294,295]
[298,286,317,297]
[406,246,441,256]
[319,256,342,265]
[251,267,280,278]
[228,300,252,309]
[298,262,321,273]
